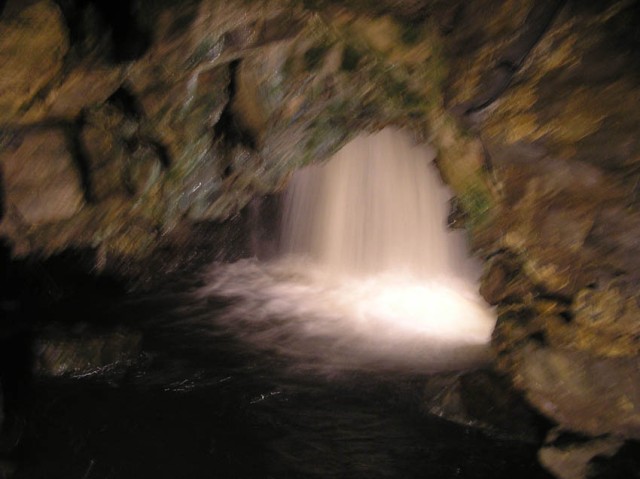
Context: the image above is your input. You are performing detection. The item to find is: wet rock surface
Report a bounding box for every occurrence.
[422,368,549,442]
[33,327,142,379]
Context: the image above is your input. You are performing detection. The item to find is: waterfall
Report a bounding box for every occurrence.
[281,128,476,280]
[197,129,495,374]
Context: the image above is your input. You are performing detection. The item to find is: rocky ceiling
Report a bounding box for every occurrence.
[1,0,640,477]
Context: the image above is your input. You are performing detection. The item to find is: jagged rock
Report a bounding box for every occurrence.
[481,152,617,296]
[0,0,462,258]
[476,2,640,189]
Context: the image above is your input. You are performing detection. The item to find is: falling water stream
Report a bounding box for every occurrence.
[198,128,495,373]
[14,129,552,479]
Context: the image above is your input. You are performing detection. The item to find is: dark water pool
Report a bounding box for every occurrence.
[10,288,552,479]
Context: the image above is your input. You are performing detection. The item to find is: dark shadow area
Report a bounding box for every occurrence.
[589,440,640,479]
[214,60,258,151]
[65,114,95,203]
[0,244,130,467]
[105,87,173,176]
[54,0,150,63]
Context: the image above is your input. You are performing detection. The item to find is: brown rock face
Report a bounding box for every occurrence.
[441,2,640,467]
[539,429,625,479]
[515,344,640,438]
[46,65,124,119]
[0,1,69,124]
[0,130,84,224]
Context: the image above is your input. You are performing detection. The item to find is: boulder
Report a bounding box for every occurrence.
[0,130,84,225]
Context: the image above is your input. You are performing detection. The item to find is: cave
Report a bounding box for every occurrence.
[1,1,640,478]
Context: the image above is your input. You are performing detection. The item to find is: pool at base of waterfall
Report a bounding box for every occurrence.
[10,285,552,479]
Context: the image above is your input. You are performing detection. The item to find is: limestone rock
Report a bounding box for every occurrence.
[477,2,640,189]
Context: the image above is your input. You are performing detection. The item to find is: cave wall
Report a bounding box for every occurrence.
[445,0,640,438]
[0,0,484,261]
[1,0,640,476]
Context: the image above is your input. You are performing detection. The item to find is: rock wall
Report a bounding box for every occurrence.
[1,0,640,476]
[440,1,640,475]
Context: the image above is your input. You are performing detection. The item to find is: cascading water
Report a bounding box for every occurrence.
[282,128,469,278]
[198,128,495,374]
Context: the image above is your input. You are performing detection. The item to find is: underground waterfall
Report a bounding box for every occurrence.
[198,128,495,374]
[15,129,548,479]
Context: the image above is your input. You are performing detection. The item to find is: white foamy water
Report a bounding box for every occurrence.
[197,129,495,374]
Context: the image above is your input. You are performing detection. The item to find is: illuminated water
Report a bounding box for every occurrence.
[197,129,495,373]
